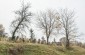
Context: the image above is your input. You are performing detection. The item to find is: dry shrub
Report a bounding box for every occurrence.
[8,46,24,55]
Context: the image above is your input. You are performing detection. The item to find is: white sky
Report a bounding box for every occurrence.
[0,0,85,42]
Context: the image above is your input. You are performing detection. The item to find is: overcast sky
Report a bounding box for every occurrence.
[0,0,85,42]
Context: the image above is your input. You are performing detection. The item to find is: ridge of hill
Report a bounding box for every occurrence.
[0,42,85,55]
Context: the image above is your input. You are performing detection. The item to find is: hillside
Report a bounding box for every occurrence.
[0,42,85,55]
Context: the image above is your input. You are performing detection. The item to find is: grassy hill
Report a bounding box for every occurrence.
[0,42,85,55]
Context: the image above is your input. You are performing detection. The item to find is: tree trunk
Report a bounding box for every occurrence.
[66,38,69,49]
[47,36,49,45]
[11,26,19,40]
[65,33,69,49]
[12,31,16,40]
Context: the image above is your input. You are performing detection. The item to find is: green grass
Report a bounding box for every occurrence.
[0,42,85,55]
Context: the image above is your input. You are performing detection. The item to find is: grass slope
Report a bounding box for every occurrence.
[0,42,85,55]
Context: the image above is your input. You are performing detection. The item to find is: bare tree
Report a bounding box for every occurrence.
[37,10,60,44]
[59,9,77,49]
[10,2,32,40]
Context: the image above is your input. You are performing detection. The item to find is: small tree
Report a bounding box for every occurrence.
[30,29,35,39]
[53,38,56,43]
[60,37,66,46]
[38,39,41,44]
[0,24,5,37]
[10,2,32,40]
[30,29,35,42]
[41,36,46,44]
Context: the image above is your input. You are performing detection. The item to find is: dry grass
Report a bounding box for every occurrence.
[0,41,85,55]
